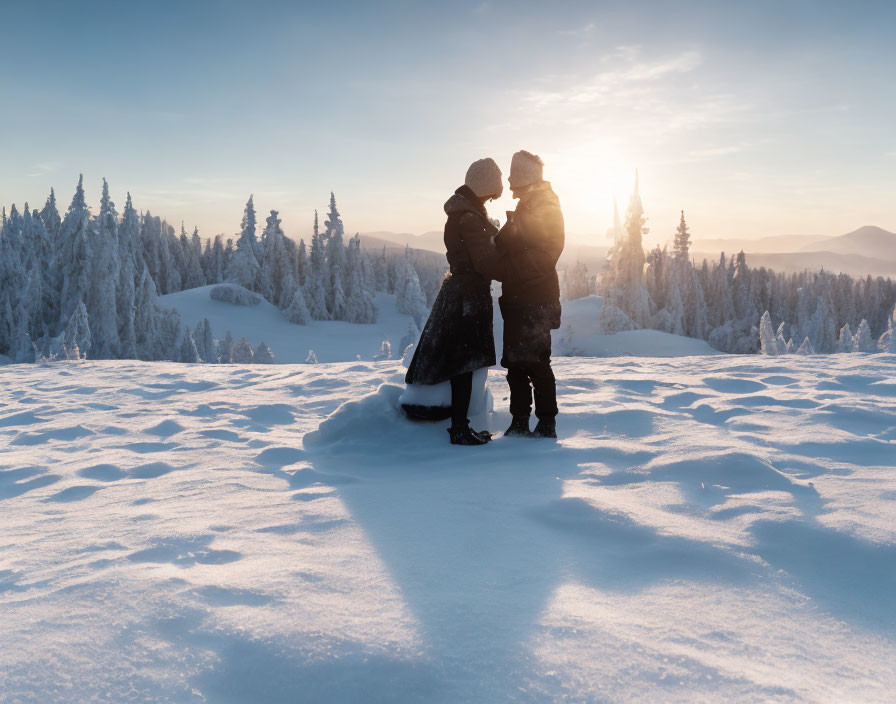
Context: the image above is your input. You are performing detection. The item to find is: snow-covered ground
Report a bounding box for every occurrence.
[2,354,895,702]
[158,286,714,363]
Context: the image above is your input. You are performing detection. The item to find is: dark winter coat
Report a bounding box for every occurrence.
[405,186,500,385]
[496,181,564,367]
[496,182,565,308]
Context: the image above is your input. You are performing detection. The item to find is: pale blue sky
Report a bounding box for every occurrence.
[1,0,894,245]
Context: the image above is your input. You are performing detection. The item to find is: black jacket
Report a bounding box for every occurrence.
[405,186,499,385]
[496,182,564,307]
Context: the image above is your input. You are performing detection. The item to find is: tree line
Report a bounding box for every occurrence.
[591,174,896,354]
[0,177,435,363]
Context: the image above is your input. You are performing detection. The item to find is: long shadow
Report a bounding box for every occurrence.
[750,519,896,635]
[290,387,758,697]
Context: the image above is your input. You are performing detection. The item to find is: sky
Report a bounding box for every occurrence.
[1,0,895,247]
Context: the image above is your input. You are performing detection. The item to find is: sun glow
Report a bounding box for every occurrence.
[485,141,637,241]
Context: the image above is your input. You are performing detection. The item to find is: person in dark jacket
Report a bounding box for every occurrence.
[404,158,505,445]
[496,150,564,438]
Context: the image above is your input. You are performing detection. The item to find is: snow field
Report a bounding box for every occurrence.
[1,354,895,702]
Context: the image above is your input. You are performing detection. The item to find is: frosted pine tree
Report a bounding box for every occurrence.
[181,226,206,290]
[86,179,122,358]
[759,311,779,355]
[260,210,297,308]
[254,341,274,363]
[193,318,215,362]
[64,301,91,358]
[218,330,234,363]
[673,210,691,261]
[396,252,428,328]
[837,324,854,353]
[57,176,92,337]
[608,171,651,327]
[179,330,200,363]
[329,265,347,320]
[116,194,139,359]
[225,196,261,291]
[231,337,254,363]
[853,319,875,352]
[796,337,815,355]
[322,192,344,246]
[667,273,685,336]
[284,286,311,325]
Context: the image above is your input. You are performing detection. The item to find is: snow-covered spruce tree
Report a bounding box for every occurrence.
[776,322,790,354]
[181,226,206,290]
[179,330,200,363]
[218,330,234,363]
[254,341,274,363]
[225,196,261,291]
[322,192,344,246]
[329,264,347,320]
[284,286,311,325]
[86,179,122,358]
[230,336,254,363]
[606,170,651,327]
[305,349,317,363]
[302,213,330,320]
[64,301,91,358]
[837,324,854,353]
[673,210,691,261]
[296,238,308,286]
[853,319,875,352]
[342,235,377,323]
[759,311,779,355]
[116,194,140,359]
[57,176,92,338]
[260,210,297,308]
[193,318,215,362]
[796,337,815,355]
[667,271,685,337]
[395,249,428,328]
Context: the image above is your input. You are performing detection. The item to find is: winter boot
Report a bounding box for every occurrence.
[532,417,557,439]
[504,416,532,438]
[474,429,493,441]
[448,422,490,446]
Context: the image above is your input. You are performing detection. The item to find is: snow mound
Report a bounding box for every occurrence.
[303,383,406,449]
[209,283,262,306]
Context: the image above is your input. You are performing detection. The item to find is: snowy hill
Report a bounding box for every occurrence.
[2,355,895,702]
[158,286,418,363]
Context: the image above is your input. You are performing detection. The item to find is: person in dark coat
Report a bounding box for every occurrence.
[404,158,505,445]
[495,150,565,438]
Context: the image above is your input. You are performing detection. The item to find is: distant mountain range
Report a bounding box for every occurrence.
[695,225,896,278]
[362,225,896,279]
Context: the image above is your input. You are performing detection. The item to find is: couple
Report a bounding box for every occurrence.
[404,150,565,445]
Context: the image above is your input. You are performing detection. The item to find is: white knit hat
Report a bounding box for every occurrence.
[464,158,503,199]
[509,150,544,190]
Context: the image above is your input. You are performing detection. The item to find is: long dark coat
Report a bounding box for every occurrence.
[405,186,502,385]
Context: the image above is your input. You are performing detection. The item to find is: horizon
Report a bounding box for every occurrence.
[3,1,895,246]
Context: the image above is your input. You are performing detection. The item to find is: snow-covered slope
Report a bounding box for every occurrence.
[549,296,716,357]
[158,286,418,363]
[157,286,717,364]
[2,355,895,702]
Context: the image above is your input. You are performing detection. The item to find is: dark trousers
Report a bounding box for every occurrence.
[501,301,561,421]
[450,371,473,427]
[507,363,557,420]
